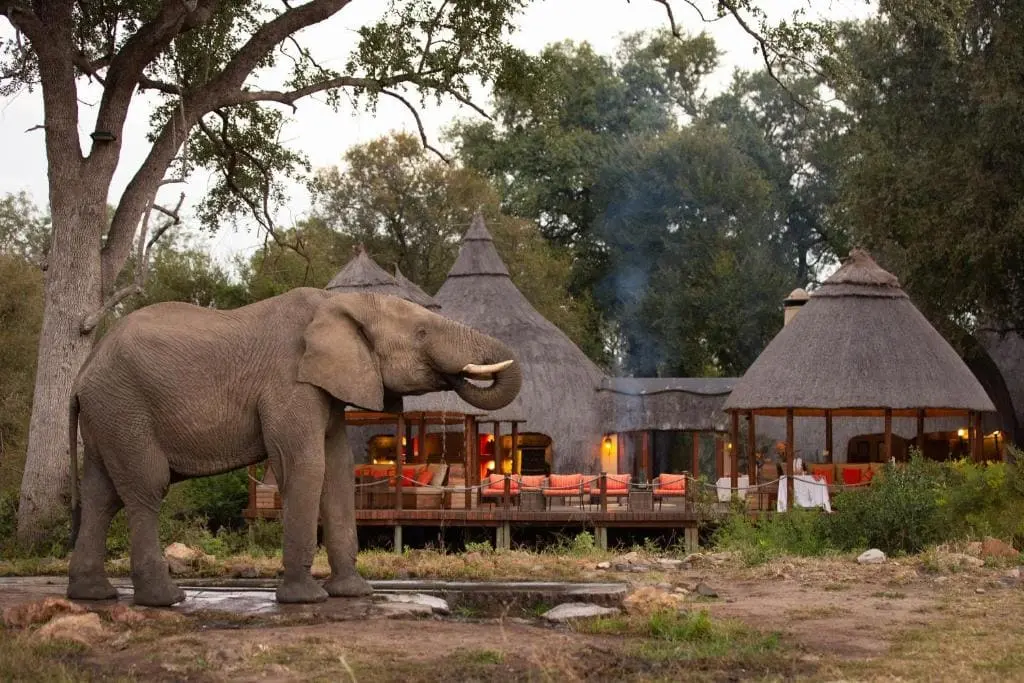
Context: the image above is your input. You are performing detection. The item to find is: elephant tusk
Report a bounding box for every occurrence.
[462,360,514,376]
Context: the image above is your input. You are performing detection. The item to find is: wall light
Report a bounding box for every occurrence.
[957,428,968,439]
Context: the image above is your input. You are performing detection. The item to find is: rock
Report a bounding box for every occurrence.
[2,597,86,629]
[619,551,640,563]
[164,542,214,575]
[857,549,887,565]
[230,564,260,579]
[981,537,1019,559]
[655,582,672,591]
[975,588,986,594]
[695,583,719,598]
[612,563,631,572]
[630,564,651,573]
[656,559,684,569]
[943,553,984,569]
[541,603,619,623]
[376,593,450,615]
[624,587,687,614]
[36,613,108,646]
[596,561,611,570]
[106,605,148,626]
[376,602,433,618]
[1006,567,1022,580]
[673,586,689,594]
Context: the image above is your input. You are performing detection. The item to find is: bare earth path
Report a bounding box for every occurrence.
[2,552,1022,681]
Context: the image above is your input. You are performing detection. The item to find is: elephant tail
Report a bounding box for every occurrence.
[69,393,81,548]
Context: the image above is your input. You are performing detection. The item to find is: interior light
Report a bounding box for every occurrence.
[957,429,968,439]
[485,460,496,471]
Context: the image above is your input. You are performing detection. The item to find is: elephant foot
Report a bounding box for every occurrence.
[131,578,186,607]
[67,575,119,601]
[277,573,329,604]
[324,573,374,598]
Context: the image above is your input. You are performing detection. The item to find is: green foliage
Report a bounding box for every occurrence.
[178,469,251,532]
[715,454,1024,560]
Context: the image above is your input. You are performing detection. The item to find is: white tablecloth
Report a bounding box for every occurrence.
[777,474,832,512]
[716,475,749,501]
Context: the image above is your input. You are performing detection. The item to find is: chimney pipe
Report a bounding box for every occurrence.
[783,288,809,326]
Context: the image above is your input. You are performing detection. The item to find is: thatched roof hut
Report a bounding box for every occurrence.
[394,265,441,310]
[406,213,607,472]
[723,249,995,415]
[599,378,734,433]
[326,245,404,297]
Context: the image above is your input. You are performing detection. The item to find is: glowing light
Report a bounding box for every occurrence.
[957,429,968,439]
[485,460,496,471]
[602,436,614,451]
[486,434,495,442]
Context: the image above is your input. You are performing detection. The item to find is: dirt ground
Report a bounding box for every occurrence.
[2,552,1023,682]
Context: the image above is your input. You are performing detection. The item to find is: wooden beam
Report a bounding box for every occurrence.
[786,408,795,509]
[746,411,756,484]
[730,410,740,495]
[825,409,833,463]
[511,421,520,474]
[641,430,651,484]
[973,412,983,462]
[884,408,893,464]
[417,415,427,463]
[916,409,925,457]
[691,431,700,480]
[967,411,975,462]
[464,415,474,510]
[395,412,405,512]
[493,421,502,474]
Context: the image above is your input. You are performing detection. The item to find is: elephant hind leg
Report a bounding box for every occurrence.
[68,447,123,601]
[105,446,184,607]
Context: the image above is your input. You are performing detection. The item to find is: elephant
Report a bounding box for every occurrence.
[65,288,521,607]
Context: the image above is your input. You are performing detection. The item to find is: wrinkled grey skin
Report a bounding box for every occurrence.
[66,289,521,607]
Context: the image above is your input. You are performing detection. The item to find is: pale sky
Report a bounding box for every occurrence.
[0,0,873,267]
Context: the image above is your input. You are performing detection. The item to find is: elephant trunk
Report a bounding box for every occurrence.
[449,360,522,412]
[434,325,522,411]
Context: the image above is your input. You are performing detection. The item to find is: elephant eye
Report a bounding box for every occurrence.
[415,326,428,341]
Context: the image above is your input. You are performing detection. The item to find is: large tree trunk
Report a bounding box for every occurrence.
[16,197,105,545]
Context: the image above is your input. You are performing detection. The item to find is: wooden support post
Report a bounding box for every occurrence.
[973,411,983,462]
[884,408,893,464]
[417,414,427,463]
[599,472,608,512]
[691,432,700,481]
[395,413,405,512]
[916,409,925,457]
[511,421,520,474]
[502,474,511,509]
[393,525,402,554]
[746,411,757,484]
[493,421,502,474]
[595,527,608,551]
[786,408,795,509]
[247,465,257,513]
[464,415,475,510]
[730,410,740,497]
[684,525,698,553]
[967,411,975,462]
[825,410,833,463]
[641,431,651,484]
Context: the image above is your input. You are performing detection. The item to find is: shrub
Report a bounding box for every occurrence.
[824,454,947,554]
[712,508,835,565]
[178,469,251,532]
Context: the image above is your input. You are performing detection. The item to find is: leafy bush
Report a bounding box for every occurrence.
[712,508,835,565]
[825,455,947,554]
[178,469,251,532]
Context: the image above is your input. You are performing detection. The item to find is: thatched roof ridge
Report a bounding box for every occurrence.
[394,265,441,310]
[446,212,510,278]
[600,377,736,397]
[723,249,996,413]
[406,214,607,471]
[325,245,403,295]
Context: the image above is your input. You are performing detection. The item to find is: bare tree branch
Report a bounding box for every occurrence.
[0,0,46,45]
[81,191,185,333]
[138,75,183,95]
[217,71,437,109]
[380,89,450,163]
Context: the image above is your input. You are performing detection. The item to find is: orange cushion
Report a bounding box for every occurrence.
[520,475,545,490]
[370,466,392,478]
[415,468,434,486]
[659,475,686,492]
[841,467,863,485]
[548,474,582,491]
[810,465,834,486]
[485,474,518,492]
[354,465,373,477]
[606,475,631,491]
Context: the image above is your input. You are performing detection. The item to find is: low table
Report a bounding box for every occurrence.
[520,489,545,511]
[627,489,653,512]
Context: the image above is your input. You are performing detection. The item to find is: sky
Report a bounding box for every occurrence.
[0,0,874,268]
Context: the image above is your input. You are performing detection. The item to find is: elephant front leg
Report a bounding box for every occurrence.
[276,458,329,604]
[321,423,373,598]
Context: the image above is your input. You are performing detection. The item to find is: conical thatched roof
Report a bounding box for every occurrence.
[406,213,607,471]
[723,249,996,413]
[325,245,404,296]
[394,265,441,310]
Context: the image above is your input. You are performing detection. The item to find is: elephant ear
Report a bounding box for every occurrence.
[297,297,384,411]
